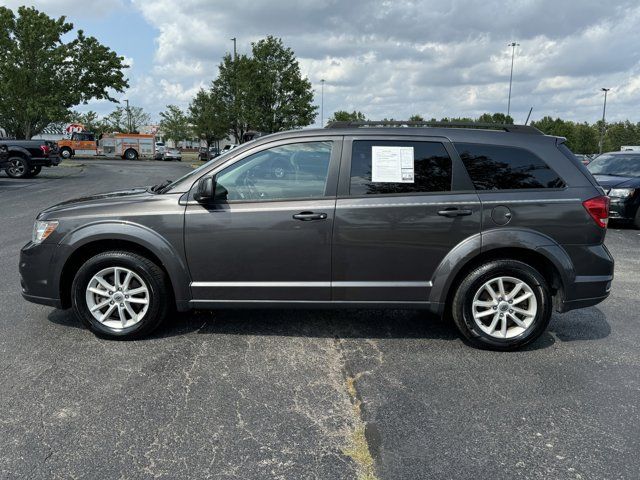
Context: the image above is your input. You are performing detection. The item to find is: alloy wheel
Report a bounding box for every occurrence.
[85,266,150,330]
[471,276,537,339]
[7,159,26,177]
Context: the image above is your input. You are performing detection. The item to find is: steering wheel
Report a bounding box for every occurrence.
[234,171,261,200]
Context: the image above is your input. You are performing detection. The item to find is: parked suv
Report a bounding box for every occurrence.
[587,151,640,228]
[19,122,614,349]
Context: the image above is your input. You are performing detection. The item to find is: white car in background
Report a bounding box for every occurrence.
[162,148,182,161]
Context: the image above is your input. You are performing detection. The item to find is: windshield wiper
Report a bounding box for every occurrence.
[150,179,172,193]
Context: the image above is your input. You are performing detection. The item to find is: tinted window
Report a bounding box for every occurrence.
[214,141,332,202]
[455,143,565,190]
[587,154,640,177]
[350,140,452,195]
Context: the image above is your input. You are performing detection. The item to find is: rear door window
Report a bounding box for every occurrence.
[454,143,565,190]
[349,140,452,195]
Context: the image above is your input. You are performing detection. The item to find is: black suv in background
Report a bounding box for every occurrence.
[19,122,613,350]
[0,139,60,178]
[587,151,640,228]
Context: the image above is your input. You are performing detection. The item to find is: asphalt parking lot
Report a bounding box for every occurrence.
[1,160,638,480]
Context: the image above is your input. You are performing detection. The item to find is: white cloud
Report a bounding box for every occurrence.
[10,0,640,124]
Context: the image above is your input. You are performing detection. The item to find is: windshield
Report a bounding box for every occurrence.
[587,154,640,177]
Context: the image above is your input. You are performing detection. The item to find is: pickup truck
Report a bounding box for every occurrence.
[0,139,60,178]
[0,144,8,171]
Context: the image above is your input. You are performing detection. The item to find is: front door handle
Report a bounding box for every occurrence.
[437,207,473,218]
[293,211,328,221]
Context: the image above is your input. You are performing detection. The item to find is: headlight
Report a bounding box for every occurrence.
[32,220,59,244]
[609,188,635,198]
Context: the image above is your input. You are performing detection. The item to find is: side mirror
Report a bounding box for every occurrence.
[194,176,228,203]
[194,176,214,202]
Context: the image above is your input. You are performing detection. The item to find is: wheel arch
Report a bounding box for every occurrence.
[57,224,191,310]
[429,228,573,315]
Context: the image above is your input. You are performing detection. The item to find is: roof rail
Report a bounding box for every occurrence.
[325,120,543,135]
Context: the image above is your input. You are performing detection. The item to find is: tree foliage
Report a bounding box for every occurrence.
[212,53,255,143]
[210,36,316,142]
[159,105,192,145]
[248,36,317,133]
[0,6,128,139]
[102,106,150,133]
[189,88,229,147]
[328,110,367,123]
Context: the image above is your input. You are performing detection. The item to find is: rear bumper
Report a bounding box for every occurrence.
[558,244,614,313]
[30,155,60,167]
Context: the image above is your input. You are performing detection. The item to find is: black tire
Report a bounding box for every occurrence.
[451,259,552,350]
[5,156,30,178]
[71,251,170,339]
[29,165,42,177]
[124,149,138,160]
[60,148,72,159]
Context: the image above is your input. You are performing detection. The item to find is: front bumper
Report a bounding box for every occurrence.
[19,242,62,308]
[608,196,639,221]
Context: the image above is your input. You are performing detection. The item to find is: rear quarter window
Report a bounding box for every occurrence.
[454,142,566,190]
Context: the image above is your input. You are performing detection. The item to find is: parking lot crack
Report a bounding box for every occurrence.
[333,338,380,480]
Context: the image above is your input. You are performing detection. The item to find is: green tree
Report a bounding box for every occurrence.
[603,121,640,152]
[573,122,599,154]
[477,113,514,124]
[0,6,128,139]
[102,106,150,133]
[212,53,255,143]
[409,114,425,121]
[327,110,367,123]
[248,36,317,133]
[159,105,191,146]
[189,88,229,147]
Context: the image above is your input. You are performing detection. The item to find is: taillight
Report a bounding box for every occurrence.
[582,195,610,228]
[40,145,50,156]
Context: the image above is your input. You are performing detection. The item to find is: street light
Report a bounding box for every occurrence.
[124,99,131,133]
[230,37,237,60]
[599,88,610,154]
[320,79,325,127]
[507,42,519,118]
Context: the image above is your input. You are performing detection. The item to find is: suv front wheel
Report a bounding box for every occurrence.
[452,259,552,350]
[71,251,169,339]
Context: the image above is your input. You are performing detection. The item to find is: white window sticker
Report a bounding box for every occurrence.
[371,146,414,183]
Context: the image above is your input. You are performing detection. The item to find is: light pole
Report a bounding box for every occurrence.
[230,37,237,60]
[507,42,519,118]
[599,88,610,154]
[320,79,325,127]
[124,99,131,133]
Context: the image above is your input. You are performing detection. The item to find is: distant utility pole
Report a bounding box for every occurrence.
[507,42,519,118]
[124,99,131,133]
[599,87,610,154]
[320,79,325,127]
[230,37,237,60]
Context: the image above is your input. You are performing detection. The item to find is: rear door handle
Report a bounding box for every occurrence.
[293,211,328,221]
[437,207,473,218]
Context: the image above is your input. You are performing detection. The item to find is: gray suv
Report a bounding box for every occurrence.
[19,122,614,350]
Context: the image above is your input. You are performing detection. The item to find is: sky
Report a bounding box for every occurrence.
[6,0,640,126]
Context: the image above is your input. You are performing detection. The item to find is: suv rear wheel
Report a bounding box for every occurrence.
[452,259,552,350]
[71,251,169,339]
